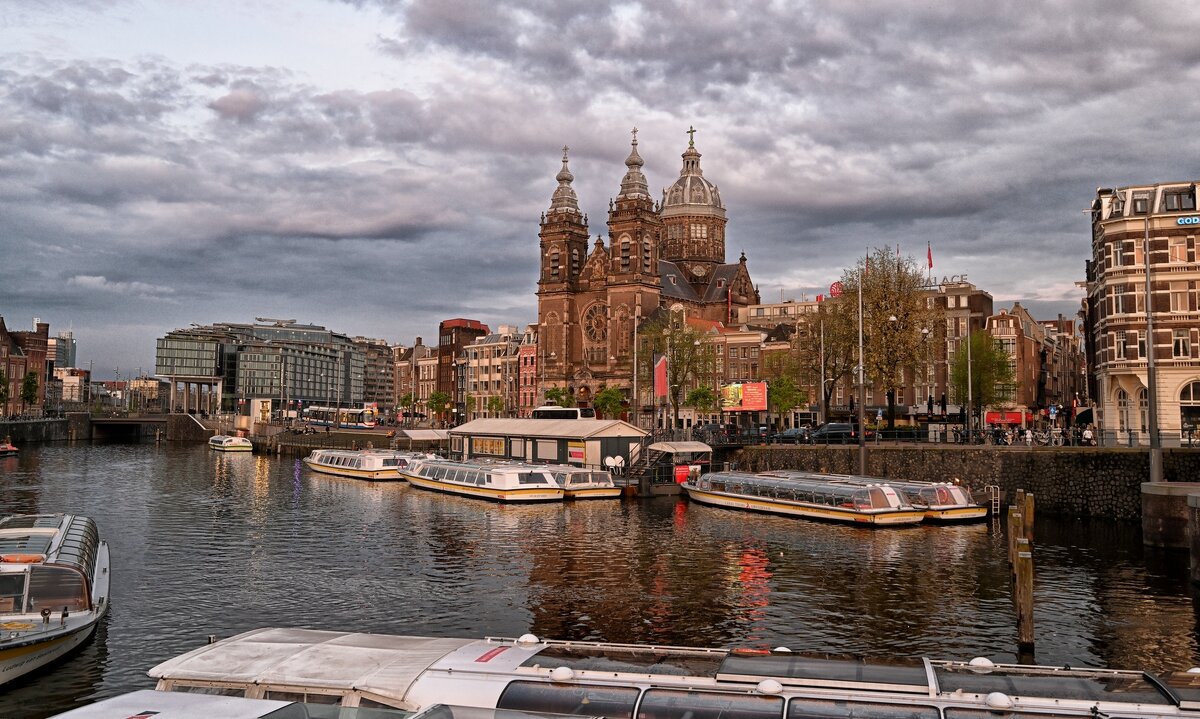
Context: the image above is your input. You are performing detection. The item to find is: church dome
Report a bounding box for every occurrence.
[660,136,725,219]
[548,146,580,214]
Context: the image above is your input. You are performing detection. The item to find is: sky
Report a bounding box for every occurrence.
[4,1,1200,379]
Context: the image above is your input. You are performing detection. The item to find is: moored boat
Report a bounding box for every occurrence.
[0,436,17,457]
[208,434,253,452]
[145,627,1200,719]
[401,459,563,502]
[0,513,110,687]
[683,470,925,526]
[303,448,438,481]
[768,471,988,522]
[544,465,622,499]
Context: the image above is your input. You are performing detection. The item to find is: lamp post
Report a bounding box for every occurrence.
[1143,198,1163,482]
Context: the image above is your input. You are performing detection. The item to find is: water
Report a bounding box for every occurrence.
[2,443,1198,718]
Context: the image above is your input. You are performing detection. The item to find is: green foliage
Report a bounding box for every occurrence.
[685,386,719,415]
[20,371,38,410]
[767,376,806,418]
[950,331,1017,416]
[637,311,717,428]
[544,387,575,407]
[486,395,505,417]
[592,387,626,419]
[426,391,452,418]
[0,369,8,408]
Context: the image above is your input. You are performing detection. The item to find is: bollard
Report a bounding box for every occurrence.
[1023,492,1035,544]
[1015,540,1035,657]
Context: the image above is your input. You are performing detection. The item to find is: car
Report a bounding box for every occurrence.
[808,422,871,444]
[768,427,810,444]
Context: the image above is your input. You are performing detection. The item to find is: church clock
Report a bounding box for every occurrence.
[584,304,608,342]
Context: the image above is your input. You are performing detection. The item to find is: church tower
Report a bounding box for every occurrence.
[660,127,727,293]
[536,147,589,394]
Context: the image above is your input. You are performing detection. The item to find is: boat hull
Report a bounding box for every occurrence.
[0,619,100,686]
[302,459,402,481]
[564,487,623,500]
[209,445,252,452]
[923,505,989,522]
[404,475,564,502]
[683,486,925,525]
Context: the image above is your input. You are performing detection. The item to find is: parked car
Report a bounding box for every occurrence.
[768,427,810,444]
[809,422,874,444]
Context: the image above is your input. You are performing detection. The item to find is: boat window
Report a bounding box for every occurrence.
[946,712,1088,719]
[788,699,939,719]
[0,573,26,612]
[636,688,783,719]
[26,565,88,613]
[173,685,248,697]
[264,690,342,705]
[935,666,1170,704]
[868,488,890,509]
[498,680,639,719]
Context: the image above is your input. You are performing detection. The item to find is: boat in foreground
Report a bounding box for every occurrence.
[401,459,563,502]
[684,470,925,525]
[544,465,622,499]
[208,434,253,452]
[0,436,17,457]
[768,471,988,522]
[0,513,110,686]
[146,627,1200,719]
[303,448,438,481]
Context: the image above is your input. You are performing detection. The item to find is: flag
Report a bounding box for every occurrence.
[927,242,933,269]
[653,353,668,401]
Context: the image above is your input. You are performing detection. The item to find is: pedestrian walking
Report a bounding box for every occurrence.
[1024,428,1033,446]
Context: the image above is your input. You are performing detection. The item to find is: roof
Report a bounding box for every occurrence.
[450,418,648,439]
[649,441,712,453]
[149,627,473,709]
[401,429,450,441]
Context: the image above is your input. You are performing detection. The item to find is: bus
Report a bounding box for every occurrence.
[530,405,595,419]
[302,406,378,429]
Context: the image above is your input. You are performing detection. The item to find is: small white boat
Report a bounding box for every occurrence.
[402,459,564,502]
[544,465,622,499]
[303,449,438,481]
[208,434,253,452]
[0,514,110,687]
[145,627,1200,719]
[684,471,925,526]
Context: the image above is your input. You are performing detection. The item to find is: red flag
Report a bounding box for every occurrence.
[653,354,668,400]
[927,242,933,269]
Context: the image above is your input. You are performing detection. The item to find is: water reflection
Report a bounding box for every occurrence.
[0,443,1198,719]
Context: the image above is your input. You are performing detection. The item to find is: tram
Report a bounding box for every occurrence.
[301,405,378,429]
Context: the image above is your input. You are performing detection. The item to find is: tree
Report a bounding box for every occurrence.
[544,387,575,407]
[636,310,716,428]
[951,330,1016,424]
[21,371,39,414]
[0,369,8,412]
[398,392,416,425]
[838,247,935,429]
[592,387,626,420]
[685,386,720,418]
[486,395,505,417]
[767,376,806,429]
[427,391,452,425]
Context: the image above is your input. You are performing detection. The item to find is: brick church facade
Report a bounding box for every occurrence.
[535,129,760,411]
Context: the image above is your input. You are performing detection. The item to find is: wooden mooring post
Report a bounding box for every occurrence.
[1007,490,1036,660]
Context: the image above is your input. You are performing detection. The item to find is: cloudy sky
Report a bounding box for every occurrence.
[4,1,1200,379]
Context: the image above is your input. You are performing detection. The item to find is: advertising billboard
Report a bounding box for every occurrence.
[721,382,768,412]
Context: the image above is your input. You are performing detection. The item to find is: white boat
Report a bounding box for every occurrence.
[684,471,926,526]
[208,434,253,452]
[765,471,988,522]
[0,514,110,687]
[544,465,622,499]
[145,627,1200,719]
[401,459,563,502]
[303,449,438,481]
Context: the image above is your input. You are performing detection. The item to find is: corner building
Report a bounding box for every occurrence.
[536,130,760,411]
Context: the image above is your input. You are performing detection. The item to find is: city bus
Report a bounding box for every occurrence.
[302,405,378,429]
[530,405,595,419]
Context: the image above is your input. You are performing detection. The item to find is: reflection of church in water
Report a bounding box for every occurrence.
[536,128,760,410]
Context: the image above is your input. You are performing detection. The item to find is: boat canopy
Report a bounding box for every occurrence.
[700,472,907,510]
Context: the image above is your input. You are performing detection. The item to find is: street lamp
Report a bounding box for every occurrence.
[1141,196,1162,481]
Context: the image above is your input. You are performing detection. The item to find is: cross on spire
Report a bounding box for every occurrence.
[631,127,638,143]
[561,145,569,160]
[686,125,697,147]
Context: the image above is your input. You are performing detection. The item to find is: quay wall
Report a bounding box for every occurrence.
[0,418,71,443]
[731,445,1200,521]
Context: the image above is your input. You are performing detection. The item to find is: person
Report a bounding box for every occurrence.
[1024,428,1033,446]
[1083,425,1095,446]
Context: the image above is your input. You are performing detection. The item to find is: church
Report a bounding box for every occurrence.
[535,128,760,412]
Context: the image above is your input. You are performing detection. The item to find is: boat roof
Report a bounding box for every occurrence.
[400,429,450,441]
[46,690,295,719]
[0,513,100,575]
[649,441,712,454]
[450,418,648,440]
[149,628,474,706]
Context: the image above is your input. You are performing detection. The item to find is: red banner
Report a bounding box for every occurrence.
[984,410,1032,425]
[653,354,668,401]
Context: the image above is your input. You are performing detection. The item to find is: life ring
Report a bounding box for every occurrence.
[0,554,44,563]
[0,621,35,630]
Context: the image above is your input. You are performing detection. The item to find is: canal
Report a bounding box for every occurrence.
[2,442,1198,719]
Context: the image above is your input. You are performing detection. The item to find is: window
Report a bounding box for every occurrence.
[621,239,631,269]
[1169,237,1188,263]
[1175,330,1191,358]
[1171,281,1189,312]
[498,681,639,719]
[1136,330,1146,359]
[1115,331,1126,360]
[1133,194,1149,214]
[1163,188,1196,212]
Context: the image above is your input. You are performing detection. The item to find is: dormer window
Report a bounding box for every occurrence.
[1133,194,1149,214]
[1163,188,1196,212]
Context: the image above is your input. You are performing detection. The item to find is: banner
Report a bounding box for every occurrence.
[721,382,767,412]
[653,353,668,401]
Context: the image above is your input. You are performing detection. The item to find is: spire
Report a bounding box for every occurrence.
[679,126,703,177]
[617,127,649,200]
[549,145,580,213]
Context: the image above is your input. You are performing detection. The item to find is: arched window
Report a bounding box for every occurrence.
[1137,387,1148,433]
[1180,381,1200,435]
[643,237,652,272]
[1116,389,1130,432]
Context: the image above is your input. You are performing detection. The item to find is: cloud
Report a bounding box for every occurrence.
[66,275,177,299]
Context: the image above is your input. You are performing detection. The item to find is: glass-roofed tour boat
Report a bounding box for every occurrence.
[400,459,564,502]
[764,471,989,522]
[303,449,438,481]
[544,465,623,499]
[143,627,1200,719]
[208,434,253,452]
[683,470,926,526]
[0,513,110,686]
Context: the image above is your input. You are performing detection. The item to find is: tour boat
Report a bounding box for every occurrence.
[683,470,925,526]
[401,459,564,502]
[545,465,622,499]
[0,438,17,457]
[208,434,253,452]
[0,513,110,686]
[303,448,438,481]
[145,626,1200,719]
[767,471,988,522]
